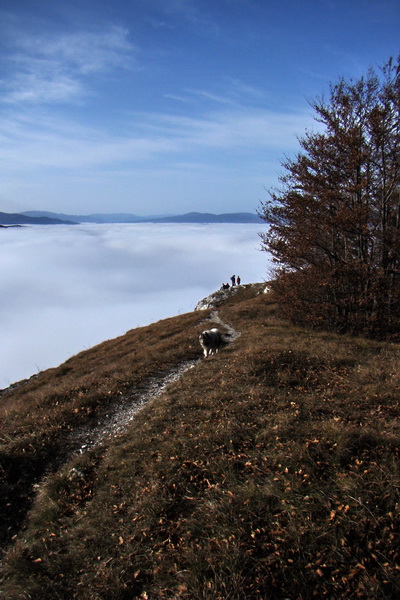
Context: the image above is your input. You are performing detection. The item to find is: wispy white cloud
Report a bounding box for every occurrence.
[140,107,315,151]
[0,99,314,174]
[166,78,268,109]
[185,89,238,106]
[0,110,178,169]
[0,12,318,215]
[152,0,220,34]
[3,72,84,105]
[1,26,135,105]
[224,77,267,101]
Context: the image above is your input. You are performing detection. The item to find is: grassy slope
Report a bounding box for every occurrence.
[0,285,399,599]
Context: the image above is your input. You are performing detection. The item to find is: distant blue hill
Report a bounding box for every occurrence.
[0,212,76,225]
[22,211,263,224]
[145,212,263,223]
[22,211,150,223]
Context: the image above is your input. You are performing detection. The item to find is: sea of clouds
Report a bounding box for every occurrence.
[0,222,271,387]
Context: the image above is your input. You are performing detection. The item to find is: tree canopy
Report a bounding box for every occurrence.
[259,56,400,339]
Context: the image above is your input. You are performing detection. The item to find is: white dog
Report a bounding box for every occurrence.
[199,328,223,357]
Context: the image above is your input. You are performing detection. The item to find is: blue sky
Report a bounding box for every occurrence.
[1,0,399,215]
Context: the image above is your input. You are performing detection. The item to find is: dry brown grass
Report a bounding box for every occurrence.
[0,309,208,547]
[0,284,399,599]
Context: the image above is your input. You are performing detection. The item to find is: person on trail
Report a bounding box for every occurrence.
[236,276,241,285]
[230,275,236,286]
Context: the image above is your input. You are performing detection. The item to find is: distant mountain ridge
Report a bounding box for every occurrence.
[20,210,262,224]
[0,212,76,225]
[151,212,262,223]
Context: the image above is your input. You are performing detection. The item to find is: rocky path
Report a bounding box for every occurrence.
[209,310,241,342]
[1,312,240,554]
[69,359,200,455]
[67,310,239,455]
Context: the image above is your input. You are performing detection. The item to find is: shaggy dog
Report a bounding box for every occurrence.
[199,328,223,357]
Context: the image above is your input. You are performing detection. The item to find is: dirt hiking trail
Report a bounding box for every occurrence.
[1,311,239,554]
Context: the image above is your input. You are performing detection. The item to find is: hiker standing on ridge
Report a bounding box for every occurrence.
[230,275,236,286]
[237,276,241,285]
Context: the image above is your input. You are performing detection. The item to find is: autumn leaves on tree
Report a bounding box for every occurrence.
[260,57,400,339]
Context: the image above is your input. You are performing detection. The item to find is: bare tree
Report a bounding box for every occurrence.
[259,57,400,338]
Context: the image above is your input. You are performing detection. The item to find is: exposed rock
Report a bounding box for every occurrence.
[195,287,239,310]
[195,282,264,311]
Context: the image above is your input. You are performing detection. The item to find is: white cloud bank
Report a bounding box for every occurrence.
[0,223,271,386]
